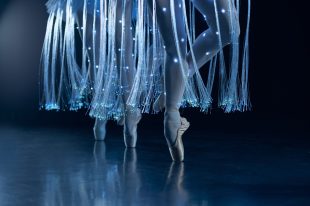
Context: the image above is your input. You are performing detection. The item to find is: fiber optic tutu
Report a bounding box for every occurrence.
[40,0,251,119]
[40,0,251,160]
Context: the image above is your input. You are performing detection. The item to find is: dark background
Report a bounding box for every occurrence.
[0,0,309,133]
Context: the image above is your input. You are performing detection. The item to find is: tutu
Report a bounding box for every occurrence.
[40,0,251,121]
[46,0,97,14]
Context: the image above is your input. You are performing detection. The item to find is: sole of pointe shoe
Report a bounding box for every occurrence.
[169,118,190,162]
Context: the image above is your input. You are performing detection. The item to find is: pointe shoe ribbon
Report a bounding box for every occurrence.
[169,117,190,162]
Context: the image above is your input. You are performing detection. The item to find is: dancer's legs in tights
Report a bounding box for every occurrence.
[115,0,141,147]
[76,11,107,141]
[153,0,240,111]
[147,0,187,146]
[115,0,136,103]
[187,0,240,76]
[92,1,139,143]
[89,1,139,143]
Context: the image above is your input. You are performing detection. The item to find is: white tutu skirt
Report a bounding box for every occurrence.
[40,0,251,121]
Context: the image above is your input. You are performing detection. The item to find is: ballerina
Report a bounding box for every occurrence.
[40,0,251,161]
[40,0,141,147]
[143,0,251,161]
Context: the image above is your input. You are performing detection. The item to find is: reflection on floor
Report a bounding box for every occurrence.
[0,125,309,206]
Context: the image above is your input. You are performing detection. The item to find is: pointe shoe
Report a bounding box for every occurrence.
[123,109,142,148]
[168,117,190,162]
[93,119,107,141]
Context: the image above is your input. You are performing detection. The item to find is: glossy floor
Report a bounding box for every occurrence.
[0,125,309,206]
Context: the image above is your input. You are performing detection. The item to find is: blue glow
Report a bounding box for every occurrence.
[40,0,251,121]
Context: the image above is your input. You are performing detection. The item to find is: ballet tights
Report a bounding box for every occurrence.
[147,0,186,146]
[92,0,140,141]
[148,0,239,146]
[187,0,240,76]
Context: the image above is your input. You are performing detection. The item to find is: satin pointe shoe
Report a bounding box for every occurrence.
[168,117,190,162]
[93,118,107,141]
[123,109,142,148]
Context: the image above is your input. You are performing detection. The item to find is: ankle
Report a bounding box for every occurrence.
[165,105,179,113]
[165,109,180,121]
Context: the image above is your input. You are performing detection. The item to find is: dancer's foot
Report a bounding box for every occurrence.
[169,117,189,162]
[123,109,142,148]
[93,119,107,141]
[164,111,190,162]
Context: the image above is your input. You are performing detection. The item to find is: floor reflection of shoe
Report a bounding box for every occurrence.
[168,117,190,162]
[124,110,142,148]
[166,162,184,189]
[164,162,189,204]
[93,119,107,141]
[93,141,106,164]
[123,148,137,164]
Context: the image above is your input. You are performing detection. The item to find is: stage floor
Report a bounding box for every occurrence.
[0,125,309,206]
